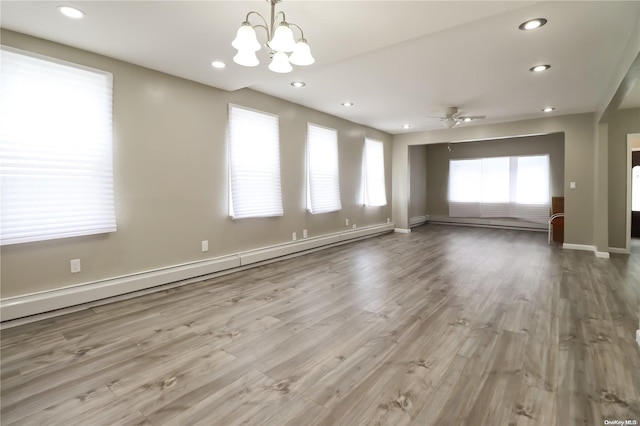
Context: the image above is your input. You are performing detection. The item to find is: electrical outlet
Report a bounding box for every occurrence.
[346,219,349,226]
[352,224,357,229]
[70,259,81,273]
[303,229,308,238]
[292,232,297,241]
[201,240,209,252]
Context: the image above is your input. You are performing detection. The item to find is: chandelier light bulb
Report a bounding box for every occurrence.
[289,39,315,66]
[269,23,296,53]
[268,51,293,73]
[232,23,261,52]
[233,49,260,67]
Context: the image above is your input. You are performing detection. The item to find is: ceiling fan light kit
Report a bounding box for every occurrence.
[429,106,487,128]
[232,0,314,73]
[443,116,457,128]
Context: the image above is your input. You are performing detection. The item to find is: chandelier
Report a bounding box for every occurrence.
[232,0,314,73]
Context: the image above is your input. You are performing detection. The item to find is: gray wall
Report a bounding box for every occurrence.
[408,145,428,220]
[608,107,640,249]
[423,134,565,216]
[0,30,392,299]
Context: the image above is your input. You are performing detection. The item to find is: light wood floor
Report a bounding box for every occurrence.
[2,225,639,425]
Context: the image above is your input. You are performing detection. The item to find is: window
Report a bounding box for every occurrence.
[448,155,550,223]
[362,138,387,206]
[0,47,115,245]
[228,105,283,219]
[306,124,341,214]
[515,155,550,204]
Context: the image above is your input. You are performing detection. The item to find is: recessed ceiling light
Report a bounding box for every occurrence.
[341,102,354,107]
[291,81,306,88]
[401,124,412,129]
[57,5,85,19]
[542,107,556,112]
[211,61,226,69]
[530,64,550,72]
[519,18,547,31]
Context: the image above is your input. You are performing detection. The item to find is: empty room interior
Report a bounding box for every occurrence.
[1,1,640,425]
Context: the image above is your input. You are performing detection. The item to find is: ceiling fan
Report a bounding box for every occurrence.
[428,107,486,128]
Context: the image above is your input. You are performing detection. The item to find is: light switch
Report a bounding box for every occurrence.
[570,181,576,189]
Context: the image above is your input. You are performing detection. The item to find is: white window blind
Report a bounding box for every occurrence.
[0,47,116,245]
[449,155,550,223]
[228,104,283,219]
[363,138,387,206]
[306,124,341,214]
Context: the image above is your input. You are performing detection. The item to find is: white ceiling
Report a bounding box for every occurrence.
[619,79,640,110]
[2,1,639,134]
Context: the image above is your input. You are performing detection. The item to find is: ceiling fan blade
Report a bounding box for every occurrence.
[425,115,445,119]
[465,115,486,120]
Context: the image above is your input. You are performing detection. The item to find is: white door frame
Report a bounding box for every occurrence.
[627,133,640,253]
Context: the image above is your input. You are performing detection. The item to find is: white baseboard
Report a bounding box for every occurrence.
[427,215,546,232]
[409,215,427,227]
[609,247,630,255]
[562,243,596,252]
[1,256,242,322]
[1,223,393,322]
[563,243,610,258]
[239,234,341,265]
[394,228,411,234]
